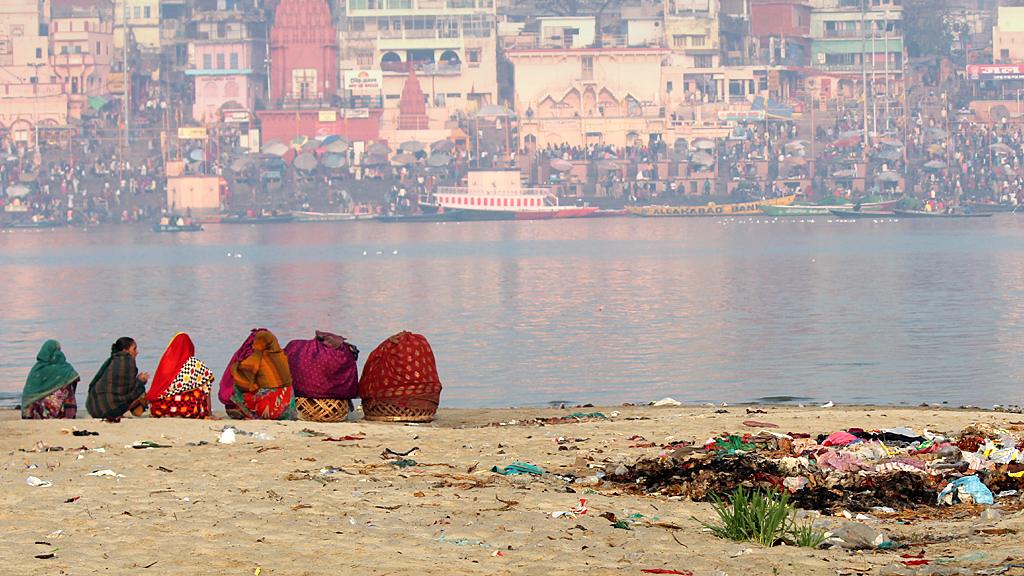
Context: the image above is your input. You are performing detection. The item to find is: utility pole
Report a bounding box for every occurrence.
[861,0,870,171]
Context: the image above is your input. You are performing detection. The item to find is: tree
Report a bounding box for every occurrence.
[902,0,954,59]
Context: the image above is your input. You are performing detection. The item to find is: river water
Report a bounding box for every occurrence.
[2,215,1023,409]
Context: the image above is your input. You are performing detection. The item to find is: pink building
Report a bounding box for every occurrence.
[186,11,266,124]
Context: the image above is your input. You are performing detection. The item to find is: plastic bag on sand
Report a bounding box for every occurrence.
[219,428,237,444]
[937,476,994,505]
[824,520,893,550]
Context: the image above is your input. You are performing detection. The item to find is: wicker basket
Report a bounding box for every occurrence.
[296,397,352,423]
[361,398,437,423]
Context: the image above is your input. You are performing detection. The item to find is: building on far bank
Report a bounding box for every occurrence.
[50,0,115,120]
[994,6,1024,63]
[185,7,266,124]
[0,0,70,147]
[336,0,499,113]
[506,34,670,147]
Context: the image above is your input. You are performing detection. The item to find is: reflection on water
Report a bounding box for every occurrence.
[1,216,1023,408]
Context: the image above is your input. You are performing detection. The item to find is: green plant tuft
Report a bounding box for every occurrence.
[696,486,826,548]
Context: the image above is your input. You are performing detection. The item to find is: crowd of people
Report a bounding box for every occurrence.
[19,330,442,424]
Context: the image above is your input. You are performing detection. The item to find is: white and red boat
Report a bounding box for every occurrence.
[423,169,598,221]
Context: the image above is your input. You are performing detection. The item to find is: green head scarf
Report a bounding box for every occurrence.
[22,340,80,417]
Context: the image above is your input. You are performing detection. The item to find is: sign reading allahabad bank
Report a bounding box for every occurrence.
[967,64,1024,81]
[344,70,383,92]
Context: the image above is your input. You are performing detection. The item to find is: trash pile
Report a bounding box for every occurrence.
[604,422,1024,513]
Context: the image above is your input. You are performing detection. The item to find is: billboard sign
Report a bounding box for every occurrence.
[344,70,383,93]
[966,64,1024,81]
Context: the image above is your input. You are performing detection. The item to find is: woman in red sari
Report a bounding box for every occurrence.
[147,333,214,419]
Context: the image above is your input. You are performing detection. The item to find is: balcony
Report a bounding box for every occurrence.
[381,61,462,75]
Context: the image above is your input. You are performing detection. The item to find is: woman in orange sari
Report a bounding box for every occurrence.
[147,333,214,419]
[229,329,295,420]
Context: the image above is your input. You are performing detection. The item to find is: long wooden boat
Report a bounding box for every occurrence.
[628,195,796,217]
[829,209,896,219]
[6,219,65,229]
[294,211,357,222]
[763,199,898,216]
[153,222,203,232]
[893,209,994,219]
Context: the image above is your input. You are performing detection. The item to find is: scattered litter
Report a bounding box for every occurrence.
[26,476,52,488]
[132,441,172,449]
[218,428,237,444]
[937,476,994,506]
[87,469,124,478]
[742,420,779,429]
[491,462,545,476]
[323,434,366,442]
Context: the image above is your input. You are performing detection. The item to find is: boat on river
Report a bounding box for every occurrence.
[5,218,64,229]
[892,209,994,219]
[420,169,598,221]
[628,195,796,217]
[762,199,898,216]
[216,212,295,224]
[829,209,897,219]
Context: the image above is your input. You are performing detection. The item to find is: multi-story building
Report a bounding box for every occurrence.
[750,0,812,66]
[50,1,115,119]
[808,0,903,98]
[185,6,266,123]
[114,0,160,51]
[993,6,1024,64]
[0,0,69,147]
[663,0,720,69]
[505,19,670,147]
[335,0,499,113]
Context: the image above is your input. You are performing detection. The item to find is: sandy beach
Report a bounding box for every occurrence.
[3,404,1024,575]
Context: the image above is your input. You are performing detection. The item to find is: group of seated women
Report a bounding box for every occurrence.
[20,327,386,422]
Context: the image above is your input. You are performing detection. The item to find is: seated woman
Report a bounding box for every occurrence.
[147,333,214,419]
[219,328,263,419]
[21,339,80,419]
[86,337,149,421]
[228,329,295,420]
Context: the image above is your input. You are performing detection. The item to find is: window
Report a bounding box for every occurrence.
[230,52,239,69]
[467,49,480,63]
[217,53,225,69]
[203,54,212,69]
[581,55,593,81]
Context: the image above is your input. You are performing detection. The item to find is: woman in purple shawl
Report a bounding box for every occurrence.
[219,328,267,419]
[284,331,359,402]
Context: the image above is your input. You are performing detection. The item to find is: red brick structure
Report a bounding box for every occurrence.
[268,0,338,104]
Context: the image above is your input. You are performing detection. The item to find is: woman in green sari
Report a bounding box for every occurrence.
[21,340,80,419]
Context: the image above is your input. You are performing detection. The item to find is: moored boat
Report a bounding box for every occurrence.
[423,169,598,221]
[628,195,796,217]
[829,209,896,219]
[762,199,898,216]
[294,211,357,222]
[892,209,993,219]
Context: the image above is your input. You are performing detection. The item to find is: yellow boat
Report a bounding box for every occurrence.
[627,195,797,217]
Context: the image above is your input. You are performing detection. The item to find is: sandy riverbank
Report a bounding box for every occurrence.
[2,404,1023,575]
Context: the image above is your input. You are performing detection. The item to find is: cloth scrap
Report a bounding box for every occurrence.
[491,461,545,476]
